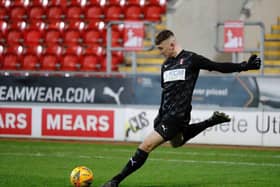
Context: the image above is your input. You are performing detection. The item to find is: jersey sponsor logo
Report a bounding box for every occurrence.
[163,69,186,83]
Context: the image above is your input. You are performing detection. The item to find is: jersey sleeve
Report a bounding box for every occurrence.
[192,54,244,73]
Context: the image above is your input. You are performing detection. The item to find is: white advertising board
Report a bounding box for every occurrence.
[0,104,279,147]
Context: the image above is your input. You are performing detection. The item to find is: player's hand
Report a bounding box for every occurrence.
[241,54,261,70]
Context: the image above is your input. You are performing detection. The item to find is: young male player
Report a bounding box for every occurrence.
[102,29,261,187]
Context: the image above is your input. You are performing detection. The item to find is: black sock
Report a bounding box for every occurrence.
[112,148,148,184]
[183,120,209,142]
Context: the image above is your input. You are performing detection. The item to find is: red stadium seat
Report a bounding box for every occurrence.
[64,44,84,56]
[0,20,8,34]
[45,29,62,44]
[10,6,27,20]
[83,29,102,44]
[41,54,59,71]
[147,0,166,13]
[46,6,64,29]
[143,5,162,21]
[24,29,43,45]
[22,54,39,70]
[28,19,47,31]
[124,5,142,20]
[31,0,48,7]
[61,54,80,71]
[12,0,31,7]
[84,44,105,57]
[43,43,63,56]
[9,20,28,31]
[85,5,104,20]
[65,20,86,31]
[0,6,8,20]
[80,55,99,71]
[105,5,123,21]
[29,6,45,20]
[87,0,106,6]
[5,44,25,56]
[64,29,81,44]
[84,20,105,31]
[66,6,83,19]
[24,44,44,56]
[7,30,23,44]
[126,0,145,6]
[3,54,20,70]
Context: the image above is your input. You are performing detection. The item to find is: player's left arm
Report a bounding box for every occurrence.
[194,54,261,73]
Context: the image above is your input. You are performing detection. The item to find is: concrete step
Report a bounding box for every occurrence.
[265,33,280,40]
[264,41,280,50]
[119,66,160,73]
[265,60,280,66]
[264,50,280,60]
[271,25,280,34]
[137,58,163,65]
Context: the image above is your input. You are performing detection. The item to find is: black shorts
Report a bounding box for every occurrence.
[154,117,188,141]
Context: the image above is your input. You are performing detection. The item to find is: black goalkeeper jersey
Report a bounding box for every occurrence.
[158,50,244,123]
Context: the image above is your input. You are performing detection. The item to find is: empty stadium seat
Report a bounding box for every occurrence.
[64,29,81,44]
[10,6,27,20]
[0,20,8,34]
[5,44,25,56]
[143,5,162,21]
[102,29,123,47]
[84,44,105,57]
[0,6,8,20]
[9,20,28,31]
[83,29,102,44]
[85,5,104,20]
[24,44,44,56]
[80,55,99,71]
[61,54,80,71]
[45,29,62,43]
[105,5,123,21]
[43,43,63,56]
[3,54,20,70]
[41,54,59,71]
[29,6,45,20]
[22,54,39,70]
[124,5,142,20]
[64,44,84,56]
[46,6,64,29]
[7,30,23,44]
[66,5,83,19]
[27,19,47,31]
[24,29,43,44]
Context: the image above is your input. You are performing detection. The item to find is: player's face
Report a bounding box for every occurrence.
[156,38,175,58]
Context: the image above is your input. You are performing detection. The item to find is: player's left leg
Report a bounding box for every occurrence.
[101,131,165,187]
[170,111,231,148]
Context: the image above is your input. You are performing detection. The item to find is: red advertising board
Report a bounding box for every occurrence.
[123,21,144,51]
[42,109,114,138]
[0,108,32,135]
[224,20,244,52]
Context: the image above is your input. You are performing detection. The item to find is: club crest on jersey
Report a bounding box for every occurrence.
[163,69,185,83]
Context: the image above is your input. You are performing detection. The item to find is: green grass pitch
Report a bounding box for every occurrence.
[0,139,279,187]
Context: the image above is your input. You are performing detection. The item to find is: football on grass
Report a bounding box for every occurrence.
[70,166,94,187]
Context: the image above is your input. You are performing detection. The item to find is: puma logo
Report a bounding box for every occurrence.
[130,158,137,166]
[103,86,124,105]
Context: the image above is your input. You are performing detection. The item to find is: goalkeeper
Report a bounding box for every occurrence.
[102,29,261,187]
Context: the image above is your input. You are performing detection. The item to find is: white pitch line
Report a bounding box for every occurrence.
[1,152,280,168]
[102,148,280,159]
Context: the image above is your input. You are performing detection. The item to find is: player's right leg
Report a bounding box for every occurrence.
[170,111,230,148]
[101,131,165,187]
